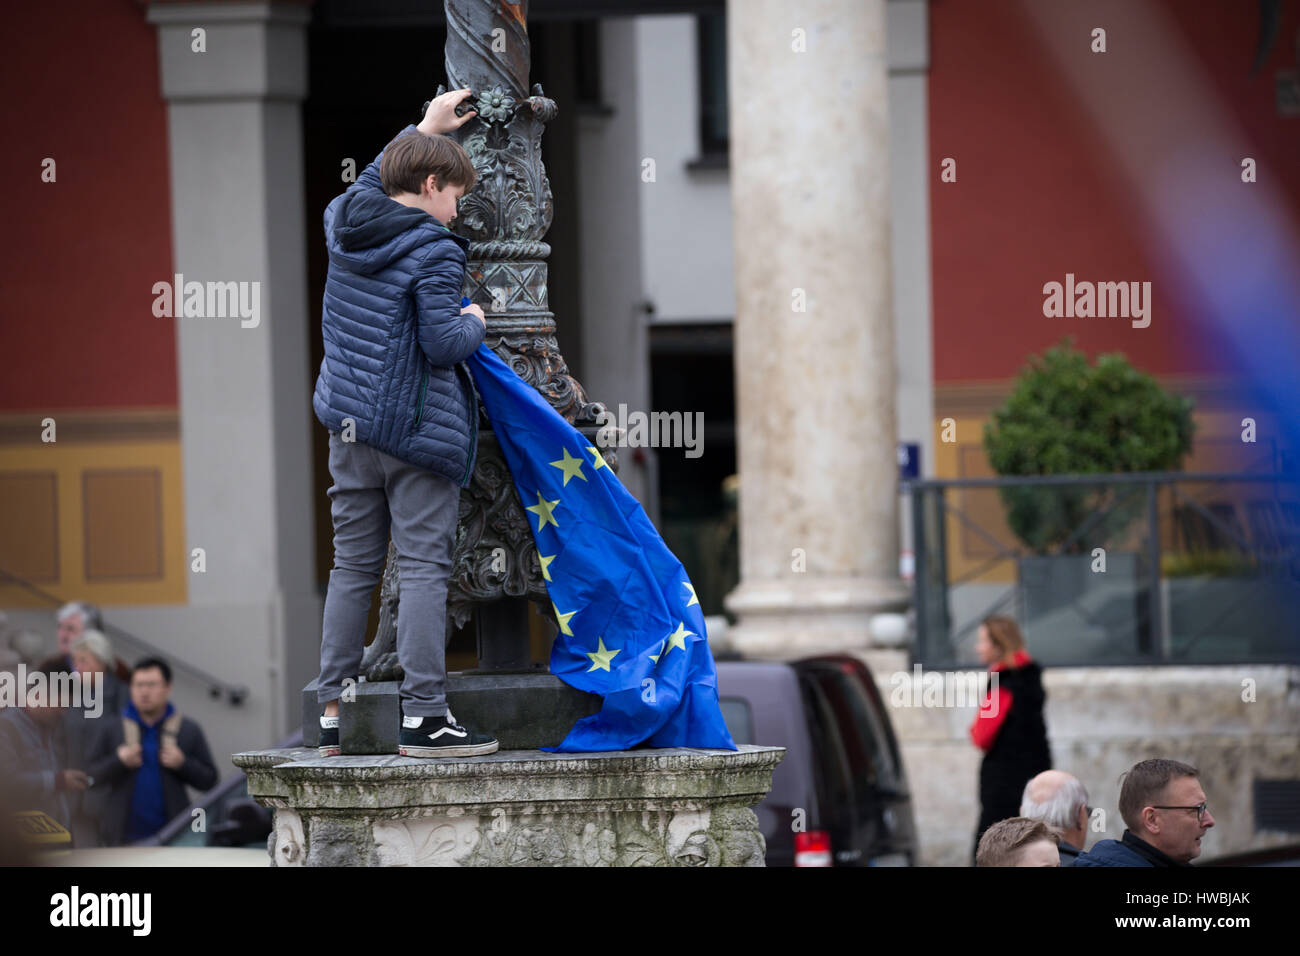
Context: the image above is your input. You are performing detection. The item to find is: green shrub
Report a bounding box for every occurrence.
[983,338,1195,553]
[1161,550,1257,578]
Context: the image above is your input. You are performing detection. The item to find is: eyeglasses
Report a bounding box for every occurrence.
[1152,802,1209,821]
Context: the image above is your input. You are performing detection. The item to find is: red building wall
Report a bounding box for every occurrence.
[928,0,1300,384]
[0,0,176,412]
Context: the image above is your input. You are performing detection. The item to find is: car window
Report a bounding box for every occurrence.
[825,665,902,789]
[800,674,854,832]
[810,668,874,825]
[719,696,754,746]
[804,664,905,831]
[855,666,906,783]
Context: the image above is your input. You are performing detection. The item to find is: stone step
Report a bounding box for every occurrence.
[302,672,602,752]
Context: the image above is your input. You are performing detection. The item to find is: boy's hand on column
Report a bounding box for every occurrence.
[418,88,478,136]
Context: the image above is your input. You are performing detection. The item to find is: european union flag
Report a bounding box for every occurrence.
[464,342,737,753]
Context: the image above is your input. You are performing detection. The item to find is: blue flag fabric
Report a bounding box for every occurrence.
[464,342,737,753]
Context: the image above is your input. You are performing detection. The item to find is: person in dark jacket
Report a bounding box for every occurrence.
[0,665,89,838]
[82,658,218,846]
[1074,758,1215,867]
[59,630,128,847]
[312,89,498,760]
[969,616,1052,864]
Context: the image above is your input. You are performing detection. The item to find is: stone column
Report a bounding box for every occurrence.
[146,0,320,735]
[723,0,909,666]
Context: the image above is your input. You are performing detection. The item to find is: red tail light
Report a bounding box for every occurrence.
[794,830,833,867]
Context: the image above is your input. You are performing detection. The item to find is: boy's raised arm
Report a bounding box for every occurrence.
[344,90,477,198]
[412,244,485,367]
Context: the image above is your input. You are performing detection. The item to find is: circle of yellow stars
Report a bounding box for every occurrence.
[525,443,701,675]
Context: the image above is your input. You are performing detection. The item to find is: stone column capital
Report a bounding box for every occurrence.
[145,0,312,102]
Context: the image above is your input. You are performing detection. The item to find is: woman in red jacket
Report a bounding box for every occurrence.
[970,616,1052,864]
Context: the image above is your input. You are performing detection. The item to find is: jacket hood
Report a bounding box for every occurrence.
[326,187,456,275]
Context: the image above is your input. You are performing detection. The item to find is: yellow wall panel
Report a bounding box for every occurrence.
[0,441,186,607]
[0,472,59,582]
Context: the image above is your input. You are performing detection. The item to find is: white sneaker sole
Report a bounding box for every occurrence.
[399,740,499,758]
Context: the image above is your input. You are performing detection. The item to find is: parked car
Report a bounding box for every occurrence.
[715,654,918,866]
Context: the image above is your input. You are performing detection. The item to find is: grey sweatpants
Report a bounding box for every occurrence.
[316,430,459,717]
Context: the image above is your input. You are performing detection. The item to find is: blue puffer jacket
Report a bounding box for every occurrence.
[312,124,485,488]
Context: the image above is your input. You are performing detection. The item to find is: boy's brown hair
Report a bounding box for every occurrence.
[380,132,478,198]
[975,816,1059,866]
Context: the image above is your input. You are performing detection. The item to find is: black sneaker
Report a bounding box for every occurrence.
[318,715,340,757]
[398,707,498,758]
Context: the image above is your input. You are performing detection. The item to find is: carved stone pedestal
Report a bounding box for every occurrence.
[233,745,784,867]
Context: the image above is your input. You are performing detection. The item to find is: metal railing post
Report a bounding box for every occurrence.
[910,483,928,666]
[1147,479,1165,660]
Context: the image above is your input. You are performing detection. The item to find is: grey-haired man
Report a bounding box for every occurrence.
[1021,769,1091,866]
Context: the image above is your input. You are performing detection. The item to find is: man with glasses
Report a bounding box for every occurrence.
[82,658,219,846]
[1074,758,1215,867]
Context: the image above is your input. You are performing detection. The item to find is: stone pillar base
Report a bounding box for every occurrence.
[724,575,910,660]
[234,745,785,866]
[300,674,602,752]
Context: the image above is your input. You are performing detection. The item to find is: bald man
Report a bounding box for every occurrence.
[1020,769,1091,866]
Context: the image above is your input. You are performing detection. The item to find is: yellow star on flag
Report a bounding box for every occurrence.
[586,636,620,672]
[666,621,695,654]
[549,448,588,486]
[538,552,556,582]
[683,582,699,607]
[526,490,560,530]
[649,639,666,664]
[586,445,609,471]
[552,602,576,636]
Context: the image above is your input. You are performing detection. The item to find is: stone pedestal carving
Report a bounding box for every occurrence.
[234,745,784,867]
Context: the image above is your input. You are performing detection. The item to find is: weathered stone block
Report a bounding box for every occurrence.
[341,680,401,755]
[237,745,785,867]
[302,673,604,752]
[444,671,602,749]
[301,679,322,747]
